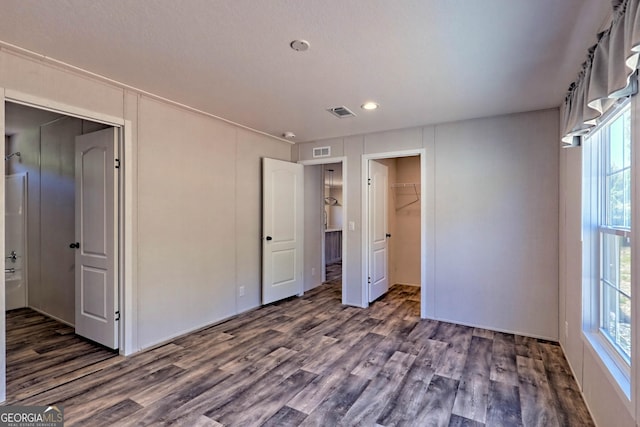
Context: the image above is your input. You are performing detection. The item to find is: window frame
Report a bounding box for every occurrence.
[582,98,633,385]
[598,228,632,363]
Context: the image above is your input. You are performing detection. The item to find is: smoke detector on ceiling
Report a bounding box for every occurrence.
[290,40,310,52]
[327,106,356,119]
[282,131,296,139]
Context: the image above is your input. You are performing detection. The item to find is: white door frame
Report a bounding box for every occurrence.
[0,89,136,401]
[362,149,430,318]
[298,157,347,304]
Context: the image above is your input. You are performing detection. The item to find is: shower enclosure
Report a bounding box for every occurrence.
[5,172,27,310]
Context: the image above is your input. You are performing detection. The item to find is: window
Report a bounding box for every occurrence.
[583,100,632,374]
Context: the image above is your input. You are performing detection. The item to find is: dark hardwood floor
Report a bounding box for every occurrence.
[4,282,593,426]
[325,260,342,282]
[5,308,121,403]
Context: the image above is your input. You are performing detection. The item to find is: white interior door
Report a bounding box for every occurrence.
[368,160,389,302]
[262,158,304,304]
[74,127,118,349]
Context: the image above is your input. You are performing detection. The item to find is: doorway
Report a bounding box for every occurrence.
[323,163,343,284]
[363,151,426,313]
[3,101,122,399]
[300,157,347,303]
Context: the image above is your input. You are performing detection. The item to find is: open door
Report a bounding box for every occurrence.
[262,158,304,304]
[368,160,389,302]
[74,127,118,349]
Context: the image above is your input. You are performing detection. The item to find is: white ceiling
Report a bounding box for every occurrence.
[0,1,611,143]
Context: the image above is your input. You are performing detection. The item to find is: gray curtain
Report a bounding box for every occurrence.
[561,0,640,146]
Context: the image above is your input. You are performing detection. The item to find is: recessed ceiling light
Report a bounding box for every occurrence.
[290,40,310,52]
[361,102,379,110]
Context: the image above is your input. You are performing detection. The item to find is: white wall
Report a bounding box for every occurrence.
[135,96,292,348]
[434,111,558,339]
[296,110,559,340]
[136,97,239,347]
[0,45,291,380]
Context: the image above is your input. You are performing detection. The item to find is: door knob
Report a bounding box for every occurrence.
[385,233,391,238]
[266,236,273,241]
[69,242,80,249]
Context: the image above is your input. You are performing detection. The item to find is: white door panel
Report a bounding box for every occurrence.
[75,127,118,349]
[80,147,108,255]
[271,249,296,285]
[80,266,108,319]
[263,158,304,304]
[369,160,389,302]
[373,249,386,281]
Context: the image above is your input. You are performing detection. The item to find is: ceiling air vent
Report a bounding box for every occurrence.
[327,106,356,119]
[313,146,331,158]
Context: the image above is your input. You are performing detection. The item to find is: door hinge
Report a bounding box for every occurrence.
[367,178,371,185]
[368,276,371,284]
[115,311,120,321]
[115,159,121,169]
